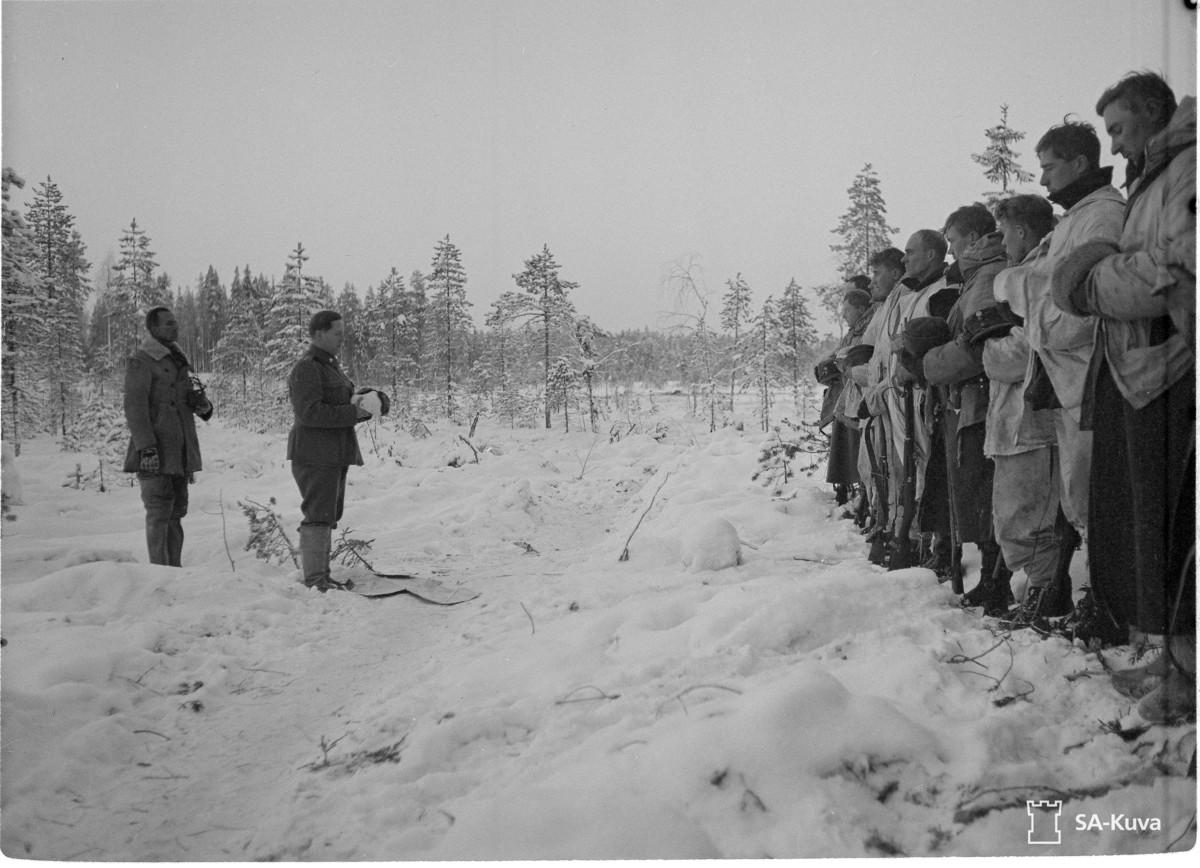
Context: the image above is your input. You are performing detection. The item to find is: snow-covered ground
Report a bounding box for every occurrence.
[1,394,1195,860]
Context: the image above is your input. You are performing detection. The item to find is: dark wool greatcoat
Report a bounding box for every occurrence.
[1076,97,1196,638]
[922,232,1009,542]
[287,345,365,468]
[123,339,209,476]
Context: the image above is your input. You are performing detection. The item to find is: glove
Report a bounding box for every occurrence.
[839,343,874,372]
[894,348,924,385]
[139,447,160,474]
[376,390,391,416]
[185,375,213,420]
[963,302,1024,344]
[813,358,841,386]
[1050,240,1120,317]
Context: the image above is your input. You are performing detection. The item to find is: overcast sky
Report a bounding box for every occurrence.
[2,0,1195,333]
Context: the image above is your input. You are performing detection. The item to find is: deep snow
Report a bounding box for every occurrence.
[0,394,1195,861]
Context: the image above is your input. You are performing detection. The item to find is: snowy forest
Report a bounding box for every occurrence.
[0,151,962,461]
[0,102,1037,470]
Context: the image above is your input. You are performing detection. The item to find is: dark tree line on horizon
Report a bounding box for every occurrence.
[3,107,1032,450]
[2,169,851,454]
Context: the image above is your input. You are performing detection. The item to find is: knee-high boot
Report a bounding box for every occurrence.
[298,524,332,590]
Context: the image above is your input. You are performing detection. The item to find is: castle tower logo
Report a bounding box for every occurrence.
[1027,800,1063,845]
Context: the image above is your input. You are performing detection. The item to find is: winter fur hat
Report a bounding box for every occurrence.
[901,316,952,358]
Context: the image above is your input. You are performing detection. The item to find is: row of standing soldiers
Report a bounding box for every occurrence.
[813,71,1194,724]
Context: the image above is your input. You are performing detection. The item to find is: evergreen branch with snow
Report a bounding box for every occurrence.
[237,497,298,568]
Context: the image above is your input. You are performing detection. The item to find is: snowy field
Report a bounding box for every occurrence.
[0,393,1195,860]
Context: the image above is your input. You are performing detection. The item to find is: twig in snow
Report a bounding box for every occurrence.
[458,434,479,463]
[133,729,171,741]
[520,602,535,635]
[218,490,236,572]
[1169,812,1197,852]
[657,683,743,717]
[302,734,347,771]
[618,471,671,562]
[555,685,621,705]
[574,434,603,479]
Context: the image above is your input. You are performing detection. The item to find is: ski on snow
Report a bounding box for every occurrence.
[338,569,480,606]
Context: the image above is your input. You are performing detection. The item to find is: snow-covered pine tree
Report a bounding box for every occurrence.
[1,168,46,453]
[744,295,786,432]
[107,218,161,364]
[197,265,227,372]
[546,356,578,433]
[24,176,91,438]
[264,243,327,379]
[720,272,753,410]
[507,244,579,429]
[425,235,472,420]
[335,283,364,380]
[776,278,818,414]
[571,316,612,432]
[214,265,269,411]
[971,104,1036,204]
[829,163,898,281]
[61,388,127,485]
[407,269,429,391]
[366,268,407,396]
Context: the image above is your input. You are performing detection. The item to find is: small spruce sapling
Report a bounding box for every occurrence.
[238,497,298,567]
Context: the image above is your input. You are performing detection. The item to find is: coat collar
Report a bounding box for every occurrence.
[1049,166,1115,210]
[140,338,174,361]
[1126,95,1196,192]
[900,263,946,293]
[305,344,340,366]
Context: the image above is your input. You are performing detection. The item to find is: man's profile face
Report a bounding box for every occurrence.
[901,235,932,280]
[1102,100,1158,163]
[997,218,1031,264]
[943,225,976,264]
[150,311,179,344]
[312,318,346,355]
[1037,148,1087,195]
[870,265,900,299]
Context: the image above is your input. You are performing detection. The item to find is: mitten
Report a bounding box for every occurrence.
[352,390,382,418]
[1050,240,1120,317]
[839,343,874,371]
[813,358,841,386]
[963,302,1024,344]
[139,447,160,474]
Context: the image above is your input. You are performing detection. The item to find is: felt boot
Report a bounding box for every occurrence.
[299,524,333,591]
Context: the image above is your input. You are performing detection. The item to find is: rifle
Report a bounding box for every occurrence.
[889,382,917,570]
[937,390,964,594]
[864,414,890,565]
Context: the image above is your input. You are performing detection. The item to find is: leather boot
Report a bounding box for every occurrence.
[1051,513,1080,617]
[961,542,998,608]
[298,524,332,591]
[965,543,1013,617]
[981,559,1014,617]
